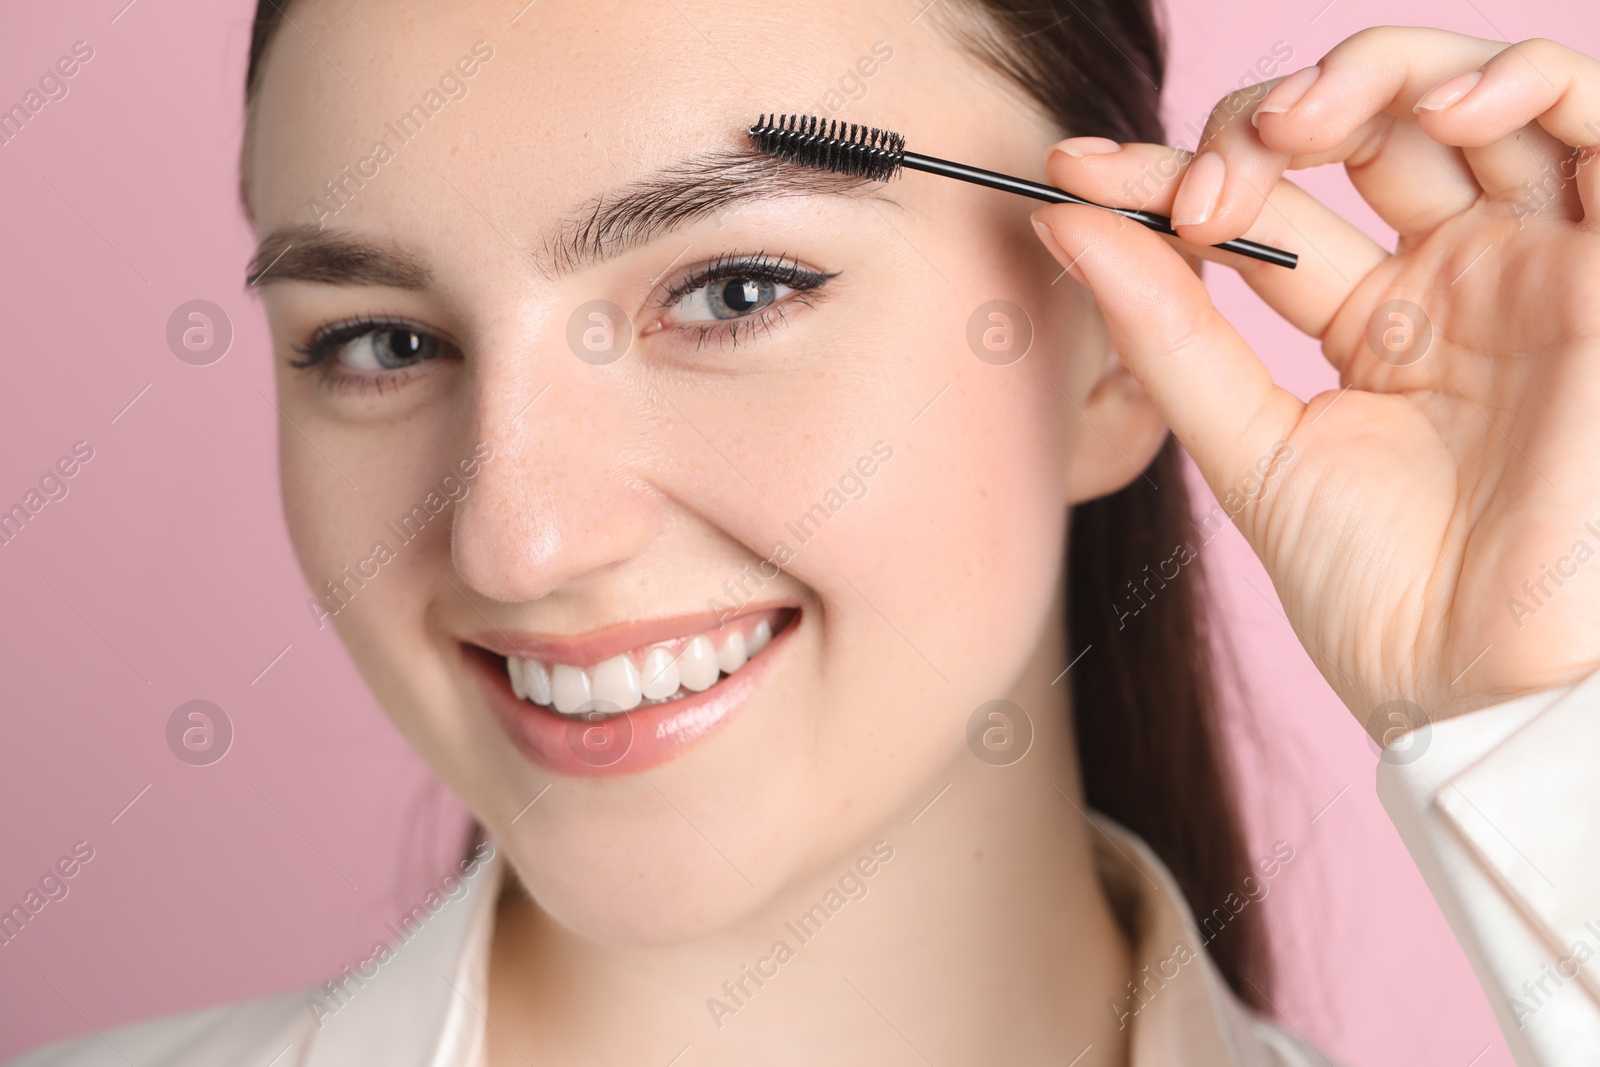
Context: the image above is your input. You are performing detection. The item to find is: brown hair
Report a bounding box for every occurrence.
[243,0,1271,1012]
[939,2,1274,1010]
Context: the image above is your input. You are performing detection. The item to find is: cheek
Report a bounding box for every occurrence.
[278,418,353,589]
[717,301,1068,788]
[800,374,1066,696]
[275,380,461,662]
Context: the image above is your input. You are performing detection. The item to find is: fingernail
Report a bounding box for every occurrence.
[1050,136,1122,159]
[1415,69,1483,112]
[1171,151,1225,228]
[1031,216,1066,259]
[1030,216,1085,283]
[1251,65,1321,129]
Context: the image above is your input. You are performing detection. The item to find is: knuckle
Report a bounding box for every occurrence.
[1320,25,1404,69]
[1341,25,1401,54]
[1204,85,1272,138]
[1164,305,1220,363]
[1508,37,1568,70]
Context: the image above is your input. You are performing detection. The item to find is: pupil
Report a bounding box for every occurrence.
[721,279,762,313]
[375,329,432,368]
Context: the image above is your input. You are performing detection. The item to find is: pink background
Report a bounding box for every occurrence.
[2,0,1594,1061]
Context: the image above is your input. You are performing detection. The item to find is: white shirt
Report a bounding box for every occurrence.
[10,670,1599,1066]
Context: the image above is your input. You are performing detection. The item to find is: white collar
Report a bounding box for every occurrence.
[299,817,1325,1066]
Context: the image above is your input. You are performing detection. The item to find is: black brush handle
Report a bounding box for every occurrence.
[903,151,1298,270]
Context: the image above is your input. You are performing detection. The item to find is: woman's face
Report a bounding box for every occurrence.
[247,0,1163,946]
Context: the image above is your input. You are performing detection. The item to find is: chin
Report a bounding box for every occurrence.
[494,828,787,948]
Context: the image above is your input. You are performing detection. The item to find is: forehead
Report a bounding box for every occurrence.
[245,0,981,236]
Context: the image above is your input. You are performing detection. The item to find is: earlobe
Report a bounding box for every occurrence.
[1062,351,1169,505]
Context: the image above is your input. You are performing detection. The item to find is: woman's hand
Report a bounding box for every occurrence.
[1031,27,1600,734]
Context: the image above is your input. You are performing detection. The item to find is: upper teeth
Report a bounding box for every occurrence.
[507,619,773,718]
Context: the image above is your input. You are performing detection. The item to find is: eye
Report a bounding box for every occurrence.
[654,253,836,342]
[291,318,455,373]
[336,327,442,370]
[674,275,789,322]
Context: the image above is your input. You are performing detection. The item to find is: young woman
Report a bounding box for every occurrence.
[12,1,1599,1064]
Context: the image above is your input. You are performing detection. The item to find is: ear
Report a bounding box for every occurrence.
[1058,252,1205,505]
[1061,341,1169,506]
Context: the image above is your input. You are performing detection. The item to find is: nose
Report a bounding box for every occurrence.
[450,326,663,605]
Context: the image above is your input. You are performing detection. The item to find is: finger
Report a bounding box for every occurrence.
[1411,69,1576,206]
[1257,28,1506,145]
[1255,102,1481,240]
[1029,201,1305,505]
[1046,139,1387,338]
[1244,29,1511,235]
[1183,77,1478,244]
[1412,38,1600,219]
[1460,122,1580,207]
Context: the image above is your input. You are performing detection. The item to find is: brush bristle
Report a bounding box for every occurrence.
[747,114,906,182]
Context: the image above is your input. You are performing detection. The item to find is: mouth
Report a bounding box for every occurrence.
[462,605,798,776]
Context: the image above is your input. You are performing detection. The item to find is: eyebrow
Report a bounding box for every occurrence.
[543,146,878,277]
[246,227,431,289]
[246,146,880,289]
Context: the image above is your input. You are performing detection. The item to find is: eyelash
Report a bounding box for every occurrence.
[287,253,835,391]
[289,314,457,396]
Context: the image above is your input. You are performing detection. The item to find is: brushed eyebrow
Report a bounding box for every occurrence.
[246,146,881,289]
[541,146,880,278]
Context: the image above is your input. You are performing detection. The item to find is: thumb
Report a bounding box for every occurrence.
[1030,203,1304,506]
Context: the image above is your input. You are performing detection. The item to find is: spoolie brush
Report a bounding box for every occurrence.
[748,114,1297,270]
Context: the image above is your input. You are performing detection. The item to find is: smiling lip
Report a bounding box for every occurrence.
[464,605,798,777]
[467,607,782,667]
